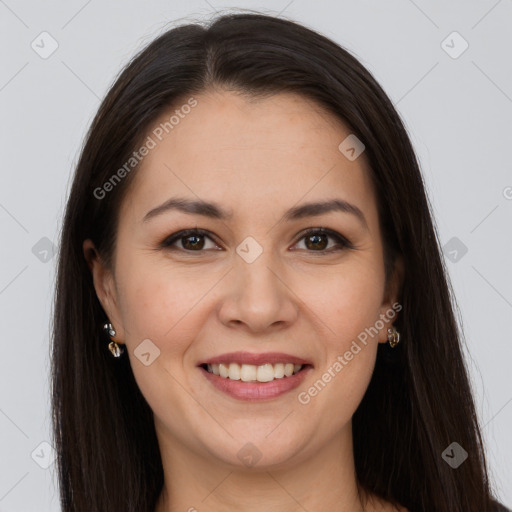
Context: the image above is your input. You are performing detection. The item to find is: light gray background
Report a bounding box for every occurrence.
[1,1,511,510]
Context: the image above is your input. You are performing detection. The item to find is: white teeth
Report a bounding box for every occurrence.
[206,362,304,382]
[228,363,241,380]
[273,363,285,378]
[219,363,229,378]
[240,364,257,382]
[256,363,274,382]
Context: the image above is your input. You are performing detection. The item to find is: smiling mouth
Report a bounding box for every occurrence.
[200,362,311,383]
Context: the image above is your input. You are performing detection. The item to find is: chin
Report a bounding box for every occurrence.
[199,430,310,471]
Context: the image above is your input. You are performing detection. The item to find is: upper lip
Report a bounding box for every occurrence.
[199,351,313,367]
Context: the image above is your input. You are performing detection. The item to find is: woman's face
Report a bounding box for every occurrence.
[86,90,401,471]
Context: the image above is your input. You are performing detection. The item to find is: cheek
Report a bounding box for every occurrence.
[311,263,385,347]
[313,348,377,437]
[115,256,224,369]
[298,266,382,410]
[115,259,193,349]
[114,263,200,414]
[298,299,379,432]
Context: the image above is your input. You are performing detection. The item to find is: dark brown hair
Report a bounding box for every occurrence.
[51,11,502,512]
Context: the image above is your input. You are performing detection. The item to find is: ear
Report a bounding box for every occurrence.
[377,254,404,344]
[83,239,126,344]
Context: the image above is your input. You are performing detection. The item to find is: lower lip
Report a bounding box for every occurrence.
[200,365,313,402]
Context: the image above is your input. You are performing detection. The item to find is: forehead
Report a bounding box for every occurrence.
[120,90,378,228]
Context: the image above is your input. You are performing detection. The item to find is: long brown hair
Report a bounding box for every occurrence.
[51,11,501,511]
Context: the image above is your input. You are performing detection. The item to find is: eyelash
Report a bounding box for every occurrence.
[160,227,353,254]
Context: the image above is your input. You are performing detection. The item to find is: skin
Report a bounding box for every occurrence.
[84,89,405,511]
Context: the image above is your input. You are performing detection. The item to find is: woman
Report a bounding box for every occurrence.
[51,11,510,512]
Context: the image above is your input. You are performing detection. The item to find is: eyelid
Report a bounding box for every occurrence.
[160,227,353,252]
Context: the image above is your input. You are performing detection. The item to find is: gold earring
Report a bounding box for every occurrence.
[387,325,400,348]
[103,322,125,357]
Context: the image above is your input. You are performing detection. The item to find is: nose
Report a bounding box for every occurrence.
[217,250,299,334]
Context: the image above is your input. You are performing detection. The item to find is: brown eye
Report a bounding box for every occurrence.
[161,229,220,252]
[294,228,352,252]
[304,232,329,250]
[181,234,205,250]
[161,227,352,254]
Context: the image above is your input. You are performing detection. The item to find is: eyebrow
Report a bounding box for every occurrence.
[142,196,368,230]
